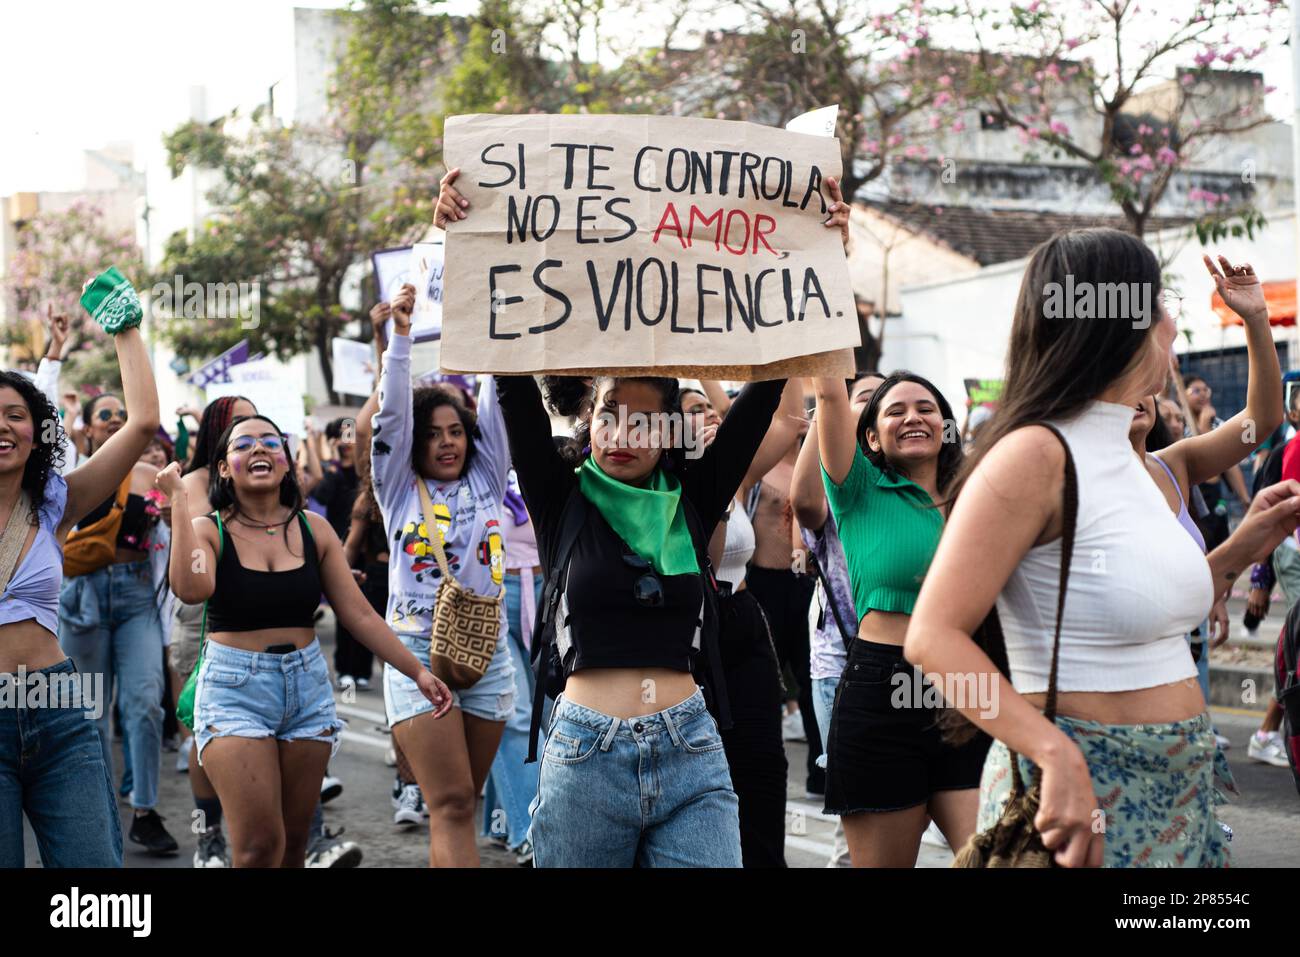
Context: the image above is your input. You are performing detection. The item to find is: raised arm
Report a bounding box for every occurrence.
[680,377,786,532]
[370,284,417,517]
[1163,256,1279,487]
[155,462,217,604]
[791,409,828,531]
[699,379,734,419]
[740,378,805,492]
[813,373,858,485]
[906,426,1101,868]
[62,325,161,533]
[495,374,573,540]
[473,375,511,502]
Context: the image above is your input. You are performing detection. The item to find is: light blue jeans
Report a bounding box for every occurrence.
[59,560,165,811]
[481,574,547,851]
[528,688,742,867]
[811,675,840,770]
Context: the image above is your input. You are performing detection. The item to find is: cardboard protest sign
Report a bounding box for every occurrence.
[409,241,444,341]
[440,114,858,380]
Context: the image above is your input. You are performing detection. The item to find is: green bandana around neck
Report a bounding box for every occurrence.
[577,456,699,576]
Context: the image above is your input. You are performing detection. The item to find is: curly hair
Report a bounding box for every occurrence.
[541,375,594,418]
[185,395,253,477]
[0,371,67,524]
[412,386,478,479]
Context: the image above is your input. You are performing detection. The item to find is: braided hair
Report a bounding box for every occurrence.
[184,395,252,477]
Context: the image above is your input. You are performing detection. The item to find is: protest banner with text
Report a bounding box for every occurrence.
[440,114,859,380]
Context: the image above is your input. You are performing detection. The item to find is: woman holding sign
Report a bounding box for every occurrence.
[371,282,518,867]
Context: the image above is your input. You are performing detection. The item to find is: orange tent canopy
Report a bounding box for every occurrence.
[1214,280,1296,327]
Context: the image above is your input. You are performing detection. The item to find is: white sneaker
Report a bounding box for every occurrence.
[1214,731,1231,750]
[320,774,343,804]
[336,674,356,693]
[781,709,806,743]
[383,746,397,767]
[176,737,193,773]
[305,827,363,868]
[392,783,425,827]
[921,820,950,849]
[1247,730,1291,768]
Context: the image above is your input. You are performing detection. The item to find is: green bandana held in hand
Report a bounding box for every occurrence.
[577,456,699,576]
[80,266,143,334]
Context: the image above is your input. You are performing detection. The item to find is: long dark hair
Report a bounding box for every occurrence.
[938,227,1162,745]
[185,395,253,476]
[948,227,1161,503]
[0,371,66,524]
[1145,396,1175,452]
[412,386,478,479]
[560,375,681,469]
[856,371,963,495]
[208,415,304,537]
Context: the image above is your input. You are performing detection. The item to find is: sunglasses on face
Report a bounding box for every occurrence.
[95,408,127,423]
[621,551,664,608]
[228,435,284,454]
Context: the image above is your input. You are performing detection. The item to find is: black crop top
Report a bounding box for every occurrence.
[496,375,785,675]
[204,512,322,633]
[79,492,157,550]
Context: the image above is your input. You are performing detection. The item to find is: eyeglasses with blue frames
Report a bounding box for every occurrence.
[228,434,285,455]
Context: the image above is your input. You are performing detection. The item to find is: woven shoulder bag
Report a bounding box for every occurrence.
[416,478,504,689]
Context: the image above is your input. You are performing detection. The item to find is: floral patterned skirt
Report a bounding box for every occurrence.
[976,712,1237,868]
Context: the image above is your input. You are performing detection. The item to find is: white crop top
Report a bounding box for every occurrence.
[717,500,755,589]
[995,401,1212,694]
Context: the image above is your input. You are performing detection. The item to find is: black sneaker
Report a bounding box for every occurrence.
[129,810,179,856]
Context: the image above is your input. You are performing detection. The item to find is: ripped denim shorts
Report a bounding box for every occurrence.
[193,639,344,764]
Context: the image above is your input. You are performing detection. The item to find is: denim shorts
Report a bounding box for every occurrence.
[384,628,515,725]
[528,688,742,867]
[193,639,344,765]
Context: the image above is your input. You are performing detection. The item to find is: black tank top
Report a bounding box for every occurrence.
[205,512,321,632]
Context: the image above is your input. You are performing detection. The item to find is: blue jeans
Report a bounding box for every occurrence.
[481,574,548,850]
[812,675,840,769]
[0,660,123,867]
[528,689,742,867]
[59,561,165,811]
[1187,627,1211,705]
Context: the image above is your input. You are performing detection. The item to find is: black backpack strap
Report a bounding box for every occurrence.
[680,498,731,732]
[808,548,856,652]
[526,489,587,764]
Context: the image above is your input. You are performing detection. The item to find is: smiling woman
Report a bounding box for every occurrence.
[810,368,986,867]
[160,412,449,868]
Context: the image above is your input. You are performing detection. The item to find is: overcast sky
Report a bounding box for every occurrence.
[0,0,1294,197]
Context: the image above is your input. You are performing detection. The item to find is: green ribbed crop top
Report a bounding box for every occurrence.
[822,447,943,622]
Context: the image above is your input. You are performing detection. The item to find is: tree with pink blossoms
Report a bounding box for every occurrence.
[956,0,1283,237]
[2,201,144,389]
